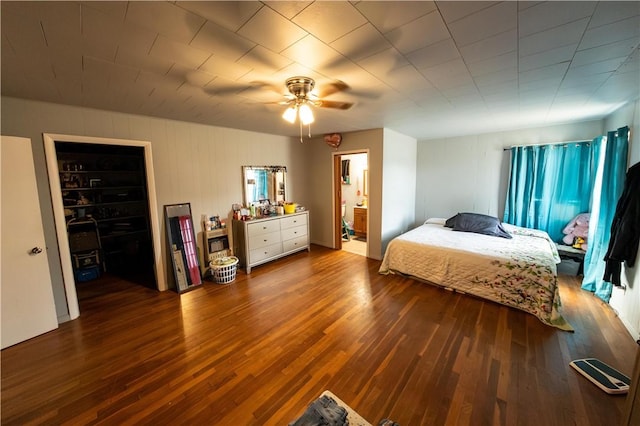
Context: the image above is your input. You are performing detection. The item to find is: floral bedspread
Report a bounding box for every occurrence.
[379,220,572,331]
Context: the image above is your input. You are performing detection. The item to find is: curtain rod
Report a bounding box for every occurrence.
[503,139,592,151]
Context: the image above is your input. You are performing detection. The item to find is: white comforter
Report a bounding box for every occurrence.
[379,219,572,330]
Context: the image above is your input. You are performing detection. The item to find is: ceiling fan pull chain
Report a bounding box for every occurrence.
[299,119,303,143]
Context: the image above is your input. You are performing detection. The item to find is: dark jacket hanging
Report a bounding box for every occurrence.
[603,161,640,286]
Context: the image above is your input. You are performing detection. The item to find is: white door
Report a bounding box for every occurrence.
[1,136,58,349]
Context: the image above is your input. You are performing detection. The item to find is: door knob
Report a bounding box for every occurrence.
[30,247,43,255]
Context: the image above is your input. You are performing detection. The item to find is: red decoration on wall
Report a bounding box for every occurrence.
[324,133,342,148]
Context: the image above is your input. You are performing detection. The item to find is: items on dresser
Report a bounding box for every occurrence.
[232,211,310,273]
[234,198,306,221]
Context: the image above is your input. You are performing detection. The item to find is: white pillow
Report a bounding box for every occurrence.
[424,217,446,225]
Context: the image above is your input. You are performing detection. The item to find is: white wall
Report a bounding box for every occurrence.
[1,97,304,317]
[607,99,640,342]
[381,128,417,253]
[302,127,417,260]
[303,128,384,258]
[416,119,605,224]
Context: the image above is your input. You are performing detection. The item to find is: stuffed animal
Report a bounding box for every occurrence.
[572,236,585,250]
[562,213,590,251]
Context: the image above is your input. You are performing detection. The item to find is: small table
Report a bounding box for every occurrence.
[556,244,586,276]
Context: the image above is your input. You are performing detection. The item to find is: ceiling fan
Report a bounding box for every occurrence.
[278,77,354,132]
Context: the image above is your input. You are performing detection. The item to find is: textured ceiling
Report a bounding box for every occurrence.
[1,1,639,140]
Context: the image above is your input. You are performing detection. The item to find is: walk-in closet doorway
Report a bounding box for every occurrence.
[44,133,165,320]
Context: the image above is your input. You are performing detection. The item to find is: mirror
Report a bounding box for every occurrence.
[242,166,287,206]
[341,159,350,184]
[164,203,202,293]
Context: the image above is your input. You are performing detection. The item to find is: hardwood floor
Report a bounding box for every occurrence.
[2,245,638,425]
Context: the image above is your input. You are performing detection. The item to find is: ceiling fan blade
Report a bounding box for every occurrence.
[203,84,247,97]
[251,80,289,95]
[263,99,293,106]
[316,100,353,110]
[318,80,350,98]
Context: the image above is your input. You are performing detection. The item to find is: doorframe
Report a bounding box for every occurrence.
[333,154,342,250]
[43,133,166,320]
[332,150,369,253]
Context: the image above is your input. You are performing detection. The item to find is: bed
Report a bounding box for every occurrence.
[379,216,572,331]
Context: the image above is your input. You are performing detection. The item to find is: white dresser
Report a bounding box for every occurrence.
[232,211,310,273]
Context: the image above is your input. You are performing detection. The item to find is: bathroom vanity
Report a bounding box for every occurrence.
[353,206,367,238]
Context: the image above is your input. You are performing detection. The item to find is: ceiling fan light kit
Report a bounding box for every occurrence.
[278,76,352,142]
[298,104,314,125]
[282,106,297,124]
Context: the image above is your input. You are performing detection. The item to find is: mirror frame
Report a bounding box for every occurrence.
[363,169,368,196]
[164,203,202,293]
[242,165,287,206]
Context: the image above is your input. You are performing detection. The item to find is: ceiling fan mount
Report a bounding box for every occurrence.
[278,76,353,110]
[285,76,315,101]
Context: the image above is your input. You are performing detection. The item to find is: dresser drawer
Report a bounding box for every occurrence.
[282,235,308,253]
[280,214,307,230]
[281,224,307,241]
[249,242,283,263]
[247,220,280,237]
[249,231,281,250]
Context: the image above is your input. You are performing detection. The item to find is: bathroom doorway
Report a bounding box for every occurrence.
[333,151,368,256]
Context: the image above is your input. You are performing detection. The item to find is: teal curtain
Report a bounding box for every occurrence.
[503,141,599,242]
[581,127,630,302]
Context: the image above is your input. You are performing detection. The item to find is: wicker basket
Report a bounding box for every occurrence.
[209,256,239,284]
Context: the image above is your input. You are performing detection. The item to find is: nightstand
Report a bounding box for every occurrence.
[556,244,585,276]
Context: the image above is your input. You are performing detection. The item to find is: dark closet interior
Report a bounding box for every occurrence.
[55,142,156,289]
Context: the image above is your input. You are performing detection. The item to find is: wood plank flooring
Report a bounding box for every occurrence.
[1,245,638,425]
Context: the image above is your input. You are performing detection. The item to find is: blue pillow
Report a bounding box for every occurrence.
[444,214,458,228]
[446,212,512,239]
